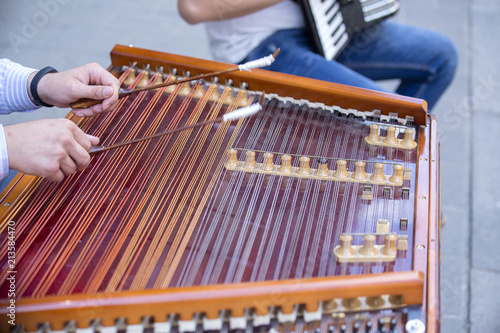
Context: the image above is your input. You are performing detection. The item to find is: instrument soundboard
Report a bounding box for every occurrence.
[0,45,439,333]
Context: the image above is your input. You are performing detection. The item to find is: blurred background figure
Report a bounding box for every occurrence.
[178,0,458,110]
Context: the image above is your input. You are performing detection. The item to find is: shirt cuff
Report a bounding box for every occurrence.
[0,125,10,180]
[4,61,40,112]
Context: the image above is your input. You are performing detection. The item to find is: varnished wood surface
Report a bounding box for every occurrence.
[1,272,424,331]
[0,45,439,332]
[110,44,428,126]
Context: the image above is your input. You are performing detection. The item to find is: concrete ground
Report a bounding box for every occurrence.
[1,0,499,332]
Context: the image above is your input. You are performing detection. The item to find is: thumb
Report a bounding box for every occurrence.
[86,134,100,146]
[82,85,114,101]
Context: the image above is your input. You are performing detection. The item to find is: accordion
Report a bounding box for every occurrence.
[298,0,401,60]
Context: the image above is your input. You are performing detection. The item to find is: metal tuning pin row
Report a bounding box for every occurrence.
[225,149,406,186]
[121,65,251,107]
[365,124,417,150]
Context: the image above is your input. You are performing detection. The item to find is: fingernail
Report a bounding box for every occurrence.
[103,86,112,98]
[76,112,84,117]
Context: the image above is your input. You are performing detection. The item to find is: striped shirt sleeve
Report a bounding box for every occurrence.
[0,58,40,114]
[0,125,9,179]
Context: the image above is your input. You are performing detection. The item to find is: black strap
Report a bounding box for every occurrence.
[30,66,58,107]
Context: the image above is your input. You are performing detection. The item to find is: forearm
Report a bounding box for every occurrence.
[178,0,284,24]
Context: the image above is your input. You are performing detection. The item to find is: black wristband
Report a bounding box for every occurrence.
[30,66,58,107]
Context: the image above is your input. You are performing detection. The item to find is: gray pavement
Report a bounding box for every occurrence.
[1,0,499,332]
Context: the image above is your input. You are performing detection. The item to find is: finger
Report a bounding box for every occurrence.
[67,128,94,170]
[71,126,94,151]
[101,97,119,113]
[47,169,65,183]
[87,65,120,112]
[59,155,78,176]
[72,107,99,118]
[79,85,114,102]
[86,134,100,146]
[40,159,65,182]
[68,143,91,172]
[91,104,104,114]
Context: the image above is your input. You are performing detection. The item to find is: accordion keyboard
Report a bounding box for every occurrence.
[306,0,349,60]
[301,0,400,60]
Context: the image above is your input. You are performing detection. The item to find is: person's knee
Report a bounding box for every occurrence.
[435,35,459,82]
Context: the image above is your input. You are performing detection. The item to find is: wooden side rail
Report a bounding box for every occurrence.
[110,44,428,125]
[0,271,424,331]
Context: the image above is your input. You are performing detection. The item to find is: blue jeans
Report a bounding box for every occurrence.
[242,22,458,110]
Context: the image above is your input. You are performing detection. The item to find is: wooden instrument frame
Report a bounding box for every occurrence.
[0,45,439,332]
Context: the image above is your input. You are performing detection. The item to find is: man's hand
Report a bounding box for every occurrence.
[4,119,99,182]
[36,63,120,117]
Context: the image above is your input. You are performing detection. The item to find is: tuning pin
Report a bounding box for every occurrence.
[389,164,404,184]
[359,234,378,257]
[365,321,373,333]
[390,318,397,331]
[383,126,398,145]
[378,319,385,332]
[315,158,330,178]
[401,128,417,149]
[244,151,256,170]
[333,160,349,180]
[371,163,386,183]
[278,154,292,174]
[225,149,239,169]
[351,161,367,181]
[297,156,311,176]
[366,124,381,143]
[382,233,398,256]
[261,153,275,171]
